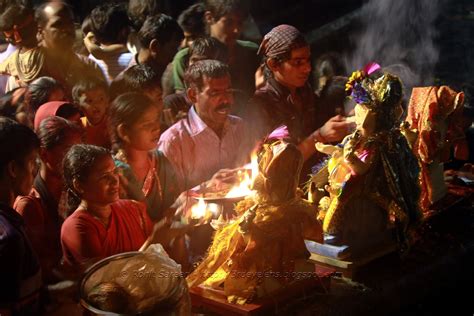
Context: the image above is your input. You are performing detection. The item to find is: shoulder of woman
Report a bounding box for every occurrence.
[112,200,150,226]
[13,190,41,214]
[61,209,98,232]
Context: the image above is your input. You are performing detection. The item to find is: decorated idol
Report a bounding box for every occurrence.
[187,134,322,304]
[310,63,422,255]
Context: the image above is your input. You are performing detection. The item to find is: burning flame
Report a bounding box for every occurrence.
[225,152,259,198]
[207,203,222,216]
[191,198,207,219]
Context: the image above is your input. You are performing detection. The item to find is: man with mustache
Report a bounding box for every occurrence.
[158,59,252,192]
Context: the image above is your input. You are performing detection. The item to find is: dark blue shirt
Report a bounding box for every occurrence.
[0,203,41,315]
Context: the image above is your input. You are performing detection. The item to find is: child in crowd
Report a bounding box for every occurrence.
[187,36,228,66]
[313,52,346,95]
[126,0,173,56]
[72,77,111,148]
[315,76,351,128]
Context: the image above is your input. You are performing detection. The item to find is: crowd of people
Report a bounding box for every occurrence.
[0,0,362,314]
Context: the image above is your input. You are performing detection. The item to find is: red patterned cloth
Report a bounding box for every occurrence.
[257,24,307,59]
[406,86,465,211]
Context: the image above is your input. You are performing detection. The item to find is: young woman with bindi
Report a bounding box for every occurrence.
[109,93,191,267]
[109,92,181,222]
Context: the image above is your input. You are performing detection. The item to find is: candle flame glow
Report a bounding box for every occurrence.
[190,198,207,219]
[225,152,259,198]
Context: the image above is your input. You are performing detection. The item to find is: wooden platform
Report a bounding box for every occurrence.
[189,265,334,316]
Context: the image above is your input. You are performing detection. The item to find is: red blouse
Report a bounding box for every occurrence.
[61,199,153,268]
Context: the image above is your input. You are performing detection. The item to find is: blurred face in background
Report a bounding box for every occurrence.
[78,88,109,125]
[42,131,82,179]
[119,105,161,151]
[38,2,75,51]
[12,149,39,196]
[206,11,245,48]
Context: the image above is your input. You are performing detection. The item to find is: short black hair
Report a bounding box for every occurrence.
[27,76,64,114]
[138,14,183,48]
[0,88,27,120]
[318,76,347,105]
[0,0,30,14]
[189,37,228,63]
[177,3,205,36]
[37,116,83,150]
[109,64,161,100]
[0,4,33,32]
[314,53,346,80]
[0,117,39,175]
[72,77,108,105]
[90,2,129,44]
[203,0,250,20]
[184,59,230,91]
[54,103,82,122]
[81,14,93,36]
[128,0,172,31]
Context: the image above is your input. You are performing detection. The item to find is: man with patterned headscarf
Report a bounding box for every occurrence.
[248,25,354,164]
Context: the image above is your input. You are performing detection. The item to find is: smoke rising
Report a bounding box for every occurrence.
[345,0,442,96]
